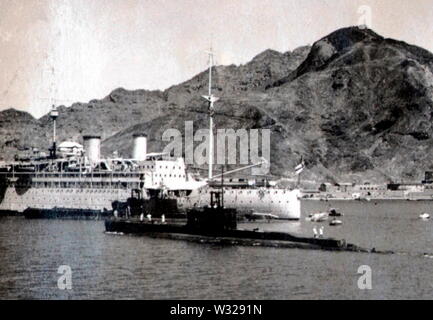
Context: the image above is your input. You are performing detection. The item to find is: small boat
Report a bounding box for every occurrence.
[419,213,430,220]
[308,212,328,222]
[329,218,343,226]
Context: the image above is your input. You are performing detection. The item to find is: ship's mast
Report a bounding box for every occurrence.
[50,105,59,159]
[202,48,219,180]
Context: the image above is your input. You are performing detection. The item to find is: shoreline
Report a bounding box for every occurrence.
[301,197,433,201]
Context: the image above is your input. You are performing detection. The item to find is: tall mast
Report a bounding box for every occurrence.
[50,105,59,159]
[202,48,219,180]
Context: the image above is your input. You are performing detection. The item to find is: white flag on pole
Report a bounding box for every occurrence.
[295,161,305,175]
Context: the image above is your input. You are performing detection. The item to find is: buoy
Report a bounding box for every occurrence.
[419,213,430,220]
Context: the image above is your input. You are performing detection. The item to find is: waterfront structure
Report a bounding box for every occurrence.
[306,173,433,200]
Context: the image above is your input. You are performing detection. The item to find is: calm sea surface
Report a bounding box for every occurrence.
[1,199,433,299]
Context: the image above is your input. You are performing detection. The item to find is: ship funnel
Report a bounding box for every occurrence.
[83,135,101,166]
[132,133,147,160]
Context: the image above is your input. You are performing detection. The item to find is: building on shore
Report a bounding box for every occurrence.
[304,172,433,200]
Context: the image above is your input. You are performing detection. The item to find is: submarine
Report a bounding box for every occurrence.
[105,190,371,252]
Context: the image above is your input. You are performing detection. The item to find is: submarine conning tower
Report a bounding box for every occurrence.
[83,135,101,166]
[132,133,147,161]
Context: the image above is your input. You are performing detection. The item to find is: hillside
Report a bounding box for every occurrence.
[263,27,433,182]
[1,26,433,184]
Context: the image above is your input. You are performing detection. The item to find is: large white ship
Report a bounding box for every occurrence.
[0,49,301,220]
[0,132,300,219]
[0,123,300,219]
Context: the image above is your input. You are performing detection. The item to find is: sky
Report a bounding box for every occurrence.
[0,0,432,118]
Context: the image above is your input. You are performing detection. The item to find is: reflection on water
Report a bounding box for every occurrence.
[0,199,433,299]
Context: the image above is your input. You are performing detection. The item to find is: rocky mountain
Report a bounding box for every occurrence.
[1,26,433,184]
[0,88,168,160]
[0,109,41,160]
[263,27,433,183]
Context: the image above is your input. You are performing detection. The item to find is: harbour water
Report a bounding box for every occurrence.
[1,199,433,299]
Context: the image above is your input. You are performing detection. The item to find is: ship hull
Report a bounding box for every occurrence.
[24,207,110,220]
[0,185,301,220]
[0,185,130,214]
[180,187,301,220]
[104,219,350,251]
